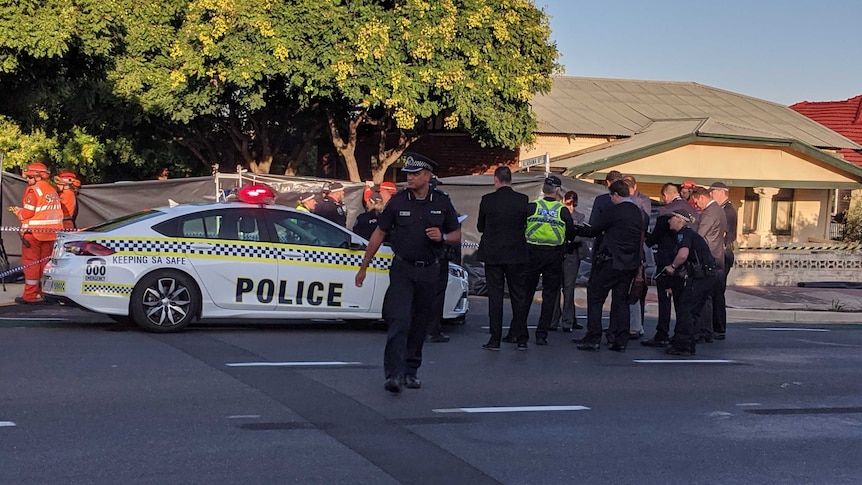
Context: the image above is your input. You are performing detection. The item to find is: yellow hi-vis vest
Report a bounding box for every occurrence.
[525,198,565,246]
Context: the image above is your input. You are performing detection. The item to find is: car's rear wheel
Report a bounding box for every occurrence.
[130,270,199,333]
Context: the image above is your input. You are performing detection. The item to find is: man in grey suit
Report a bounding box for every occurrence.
[692,187,727,343]
[708,182,737,340]
[477,166,531,351]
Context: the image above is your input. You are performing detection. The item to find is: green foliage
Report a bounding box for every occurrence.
[842,200,862,243]
[1,0,559,180]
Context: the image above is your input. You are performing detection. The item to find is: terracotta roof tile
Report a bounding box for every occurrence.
[790,95,862,165]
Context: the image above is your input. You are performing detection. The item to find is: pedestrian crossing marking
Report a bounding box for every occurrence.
[226,361,361,367]
[634,359,736,364]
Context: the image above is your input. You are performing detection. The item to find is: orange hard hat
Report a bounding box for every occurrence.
[23,162,49,177]
[681,180,697,189]
[54,171,81,188]
[379,181,397,193]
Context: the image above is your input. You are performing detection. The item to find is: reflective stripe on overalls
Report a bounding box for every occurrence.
[525,199,565,246]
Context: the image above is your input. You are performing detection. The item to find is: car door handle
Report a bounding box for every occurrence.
[281,251,306,260]
[190,243,215,250]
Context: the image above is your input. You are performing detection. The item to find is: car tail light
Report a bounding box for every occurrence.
[63,241,116,256]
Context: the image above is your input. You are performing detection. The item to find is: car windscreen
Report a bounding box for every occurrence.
[84,210,165,233]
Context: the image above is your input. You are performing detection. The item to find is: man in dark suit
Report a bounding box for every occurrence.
[574,180,645,352]
[692,187,728,343]
[708,182,737,340]
[477,166,531,351]
[643,183,693,347]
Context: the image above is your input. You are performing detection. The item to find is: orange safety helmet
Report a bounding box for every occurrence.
[54,171,81,187]
[23,162,50,177]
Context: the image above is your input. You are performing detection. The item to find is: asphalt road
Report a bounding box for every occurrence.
[1,297,861,484]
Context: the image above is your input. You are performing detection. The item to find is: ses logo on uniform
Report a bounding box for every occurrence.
[85,258,107,282]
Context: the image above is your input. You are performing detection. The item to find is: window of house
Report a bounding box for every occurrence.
[772,188,794,236]
[741,189,759,234]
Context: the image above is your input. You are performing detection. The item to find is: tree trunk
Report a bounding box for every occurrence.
[326,109,362,182]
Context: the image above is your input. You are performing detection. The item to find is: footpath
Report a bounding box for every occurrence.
[0,282,860,326]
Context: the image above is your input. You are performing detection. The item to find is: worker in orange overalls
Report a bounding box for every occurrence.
[54,171,80,229]
[12,162,64,304]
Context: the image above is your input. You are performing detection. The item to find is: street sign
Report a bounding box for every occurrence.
[519,153,548,168]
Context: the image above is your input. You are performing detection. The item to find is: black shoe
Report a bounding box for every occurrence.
[517,342,528,351]
[548,325,560,332]
[482,340,501,351]
[665,347,692,356]
[628,332,643,340]
[535,337,548,346]
[609,344,626,352]
[572,323,584,330]
[404,375,421,389]
[561,327,573,333]
[14,297,46,305]
[577,343,600,351]
[427,333,450,343]
[714,333,726,340]
[502,335,517,344]
[641,337,669,347]
[571,336,588,344]
[384,377,403,393]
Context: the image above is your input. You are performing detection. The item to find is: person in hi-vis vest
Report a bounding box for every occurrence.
[12,162,64,304]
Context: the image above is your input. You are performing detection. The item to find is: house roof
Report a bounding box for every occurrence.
[790,95,862,165]
[531,76,862,151]
[549,118,862,189]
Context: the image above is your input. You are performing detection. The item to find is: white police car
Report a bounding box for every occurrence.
[42,185,469,332]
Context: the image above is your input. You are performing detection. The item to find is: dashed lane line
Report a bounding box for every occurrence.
[433,405,590,414]
[749,328,829,332]
[226,361,362,367]
[633,359,736,364]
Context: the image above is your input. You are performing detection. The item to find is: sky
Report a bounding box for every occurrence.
[538,0,861,105]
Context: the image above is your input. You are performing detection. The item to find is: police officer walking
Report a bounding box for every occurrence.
[523,175,575,346]
[660,209,718,356]
[355,154,460,394]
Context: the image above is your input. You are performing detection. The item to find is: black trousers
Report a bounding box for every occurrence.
[655,274,684,341]
[426,259,449,337]
[524,245,565,340]
[673,274,716,351]
[486,263,529,344]
[383,259,438,379]
[713,250,734,335]
[585,264,636,346]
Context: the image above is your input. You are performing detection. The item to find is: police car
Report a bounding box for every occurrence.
[42,185,469,332]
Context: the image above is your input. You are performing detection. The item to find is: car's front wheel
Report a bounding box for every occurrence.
[130,270,199,333]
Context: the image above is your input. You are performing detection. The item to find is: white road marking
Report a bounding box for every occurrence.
[433,405,590,414]
[0,421,16,427]
[0,317,67,322]
[227,415,262,419]
[749,328,829,332]
[226,361,362,367]
[633,359,736,364]
[736,403,762,407]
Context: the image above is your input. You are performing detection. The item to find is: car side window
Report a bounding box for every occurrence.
[154,209,268,242]
[267,209,351,249]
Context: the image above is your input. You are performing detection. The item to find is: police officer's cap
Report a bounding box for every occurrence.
[400,152,438,173]
[324,182,344,193]
[299,192,316,203]
[671,209,696,224]
[544,174,562,188]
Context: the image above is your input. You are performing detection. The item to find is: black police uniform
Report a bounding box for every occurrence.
[352,210,380,240]
[669,226,717,354]
[427,184,458,341]
[377,188,459,381]
[314,195,347,227]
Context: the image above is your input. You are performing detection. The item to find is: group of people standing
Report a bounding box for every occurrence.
[11,162,80,305]
[476,167,737,358]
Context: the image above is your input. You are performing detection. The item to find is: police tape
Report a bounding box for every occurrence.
[739,245,862,251]
[0,226,79,234]
[0,256,52,280]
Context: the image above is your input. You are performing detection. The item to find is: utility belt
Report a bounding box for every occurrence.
[685,262,716,279]
[395,255,440,268]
